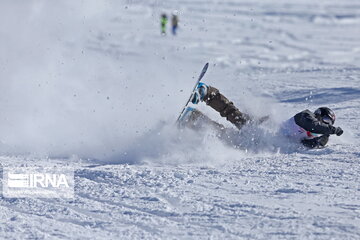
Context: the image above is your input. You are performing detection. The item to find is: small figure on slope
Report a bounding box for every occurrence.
[179,83,343,149]
[160,13,168,35]
[171,12,179,35]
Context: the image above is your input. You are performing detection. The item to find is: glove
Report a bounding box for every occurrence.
[318,134,330,146]
[191,82,208,104]
[301,134,329,148]
[334,127,343,136]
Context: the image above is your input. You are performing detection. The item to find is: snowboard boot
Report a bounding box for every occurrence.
[191,83,209,104]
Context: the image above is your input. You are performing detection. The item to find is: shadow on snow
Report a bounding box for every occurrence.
[277,87,360,105]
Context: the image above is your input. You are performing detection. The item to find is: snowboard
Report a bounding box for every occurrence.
[176,62,209,123]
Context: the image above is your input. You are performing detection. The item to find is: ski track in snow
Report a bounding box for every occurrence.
[1,0,360,239]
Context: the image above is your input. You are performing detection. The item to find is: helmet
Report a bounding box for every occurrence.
[314,107,336,125]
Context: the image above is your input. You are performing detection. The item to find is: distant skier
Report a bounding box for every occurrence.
[160,13,168,35]
[171,13,179,35]
[179,83,344,149]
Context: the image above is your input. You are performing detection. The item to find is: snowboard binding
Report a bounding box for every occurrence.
[190,82,209,104]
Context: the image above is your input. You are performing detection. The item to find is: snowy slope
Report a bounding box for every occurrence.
[0,0,360,239]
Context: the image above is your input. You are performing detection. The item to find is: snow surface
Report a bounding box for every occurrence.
[0,0,360,239]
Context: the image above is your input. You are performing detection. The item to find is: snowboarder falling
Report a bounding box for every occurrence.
[160,13,168,35]
[179,83,344,149]
[171,13,179,35]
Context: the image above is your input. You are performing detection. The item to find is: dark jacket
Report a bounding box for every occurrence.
[294,110,337,148]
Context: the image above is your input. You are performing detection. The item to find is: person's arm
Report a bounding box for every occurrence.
[301,134,329,148]
[294,110,337,134]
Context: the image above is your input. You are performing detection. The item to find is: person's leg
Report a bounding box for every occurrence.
[179,107,225,131]
[180,108,241,147]
[203,86,251,130]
